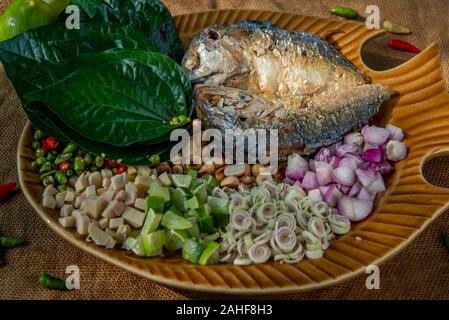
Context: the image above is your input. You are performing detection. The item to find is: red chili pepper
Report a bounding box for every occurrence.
[116,164,127,174]
[0,182,16,202]
[387,39,421,53]
[59,162,70,172]
[104,160,117,169]
[41,136,59,152]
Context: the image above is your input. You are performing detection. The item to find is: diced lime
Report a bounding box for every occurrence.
[165,229,189,251]
[199,241,220,265]
[207,196,229,216]
[123,237,137,251]
[149,181,170,202]
[193,183,208,204]
[142,230,167,257]
[182,238,202,264]
[170,188,188,212]
[161,211,192,230]
[171,174,192,188]
[167,203,182,216]
[212,212,229,228]
[198,204,212,217]
[158,172,172,186]
[203,175,219,192]
[187,196,200,210]
[146,195,165,213]
[187,170,198,178]
[186,217,200,239]
[141,208,163,235]
[199,215,215,233]
[184,209,200,220]
[178,187,192,197]
[130,236,145,256]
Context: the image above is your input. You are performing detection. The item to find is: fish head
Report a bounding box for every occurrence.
[182,25,245,85]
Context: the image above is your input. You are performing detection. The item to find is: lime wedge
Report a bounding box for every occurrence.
[158,172,172,186]
[171,174,192,188]
[198,204,212,217]
[146,195,165,213]
[149,181,170,202]
[193,183,208,204]
[161,211,192,230]
[178,187,192,197]
[170,188,188,212]
[207,196,229,215]
[167,203,182,216]
[165,229,189,251]
[212,211,229,228]
[184,209,200,220]
[182,238,202,263]
[199,215,215,233]
[187,196,200,209]
[186,217,200,239]
[141,208,163,235]
[203,175,219,192]
[142,230,166,257]
[130,236,145,256]
[199,241,220,265]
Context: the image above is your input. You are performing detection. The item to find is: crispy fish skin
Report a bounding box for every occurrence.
[183,21,394,156]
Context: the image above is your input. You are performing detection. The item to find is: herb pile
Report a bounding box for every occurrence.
[0,0,192,165]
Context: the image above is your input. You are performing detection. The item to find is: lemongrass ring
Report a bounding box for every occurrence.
[275,226,297,252]
[296,211,311,229]
[305,249,323,259]
[256,202,276,224]
[308,217,327,238]
[312,201,329,218]
[248,243,271,264]
[328,214,351,235]
[237,239,248,256]
[230,194,249,211]
[276,213,297,231]
[301,230,321,249]
[254,230,273,244]
[233,257,253,265]
[230,210,252,231]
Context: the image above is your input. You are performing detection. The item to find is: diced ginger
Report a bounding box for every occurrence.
[74,194,85,209]
[64,190,76,203]
[124,190,137,206]
[127,166,137,181]
[125,182,138,193]
[98,218,109,229]
[101,169,113,179]
[59,216,76,228]
[102,200,124,218]
[122,206,145,228]
[122,173,129,185]
[102,177,111,189]
[88,223,114,247]
[114,224,131,243]
[55,192,66,209]
[43,185,58,198]
[109,217,124,229]
[96,188,106,196]
[100,190,115,202]
[134,176,152,194]
[114,190,126,201]
[75,173,88,193]
[105,228,116,237]
[42,195,56,209]
[134,198,146,211]
[88,171,102,188]
[60,204,74,218]
[68,176,77,189]
[111,174,126,191]
[71,209,85,219]
[76,214,90,235]
[85,195,108,220]
[84,185,96,198]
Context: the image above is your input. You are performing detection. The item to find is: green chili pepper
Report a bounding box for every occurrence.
[148,154,161,165]
[62,143,78,154]
[34,129,46,141]
[38,272,67,291]
[65,169,74,177]
[46,151,57,163]
[442,234,449,252]
[0,236,26,248]
[31,161,39,170]
[35,148,47,158]
[54,171,67,185]
[0,0,68,41]
[55,153,72,165]
[31,140,41,150]
[40,170,56,180]
[330,6,359,20]
[36,156,46,166]
[42,175,55,186]
[74,158,85,171]
[95,156,104,168]
[75,169,83,176]
[39,162,52,174]
[84,154,94,166]
[57,184,67,193]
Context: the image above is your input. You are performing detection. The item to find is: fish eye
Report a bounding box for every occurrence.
[209,30,220,40]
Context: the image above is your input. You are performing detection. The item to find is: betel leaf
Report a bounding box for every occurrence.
[25,102,174,165]
[24,103,67,141]
[25,59,185,146]
[71,0,184,62]
[0,21,157,98]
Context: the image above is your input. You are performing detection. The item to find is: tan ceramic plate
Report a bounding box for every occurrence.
[18,10,449,294]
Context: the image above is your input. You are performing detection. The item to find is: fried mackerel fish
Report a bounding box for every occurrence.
[182,21,393,156]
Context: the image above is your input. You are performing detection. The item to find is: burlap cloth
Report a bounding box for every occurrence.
[1,0,449,300]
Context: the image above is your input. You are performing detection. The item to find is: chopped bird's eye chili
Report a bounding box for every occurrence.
[116,164,127,174]
[41,136,59,152]
[387,39,421,53]
[330,6,359,20]
[0,236,25,248]
[0,182,16,202]
[104,160,117,169]
[39,273,67,291]
[383,20,411,35]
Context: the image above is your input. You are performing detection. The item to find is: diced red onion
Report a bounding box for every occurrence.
[363,143,378,152]
[338,185,351,195]
[357,187,374,201]
[286,153,308,181]
[323,185,342,207]
[367,173,386,193]
[314,148,331,163]
[386,124,404,141]
[301,171,319,190]
[348,182,362,196]
[330,156,339,169]
[371,161,393,175]
[362,125,390,145]
[338,196,373,221]
[362,148,383,163]
[335,144,356,157]
[309,159,316,171]
[344,132,364,146]
[315,162,333,186]
[339,157,358,170]
[355,168,377,187]
[282,177,296,185]
[307,188,323,202]
[319,185,331,197]
[333,167,356,186]
[385,140,408,161]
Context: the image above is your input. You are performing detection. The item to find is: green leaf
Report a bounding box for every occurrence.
[0,21,157,98]
[71,0,184,62]
[25,59,184,146]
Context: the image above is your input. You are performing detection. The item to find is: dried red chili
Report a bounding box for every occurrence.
[387,39,421,53]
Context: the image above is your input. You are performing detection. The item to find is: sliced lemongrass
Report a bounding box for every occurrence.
[328,214,351,235]
[312,201,329,218]
[253,229,272,245]
[285,200,299,214]
[212,187,228,199]
[230,194,249,211]
[296,211,311,229]
[308,217,326,239]
[275,226,297,252]
[230,210,252,231]
[248,243,271,264]
[233,256,252,265]
[301,230,321,251]
[276,213,297,231]
[274,254,290,262]
[256,202,276,224]
[305,249,323,259]
[237,239,249,256]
